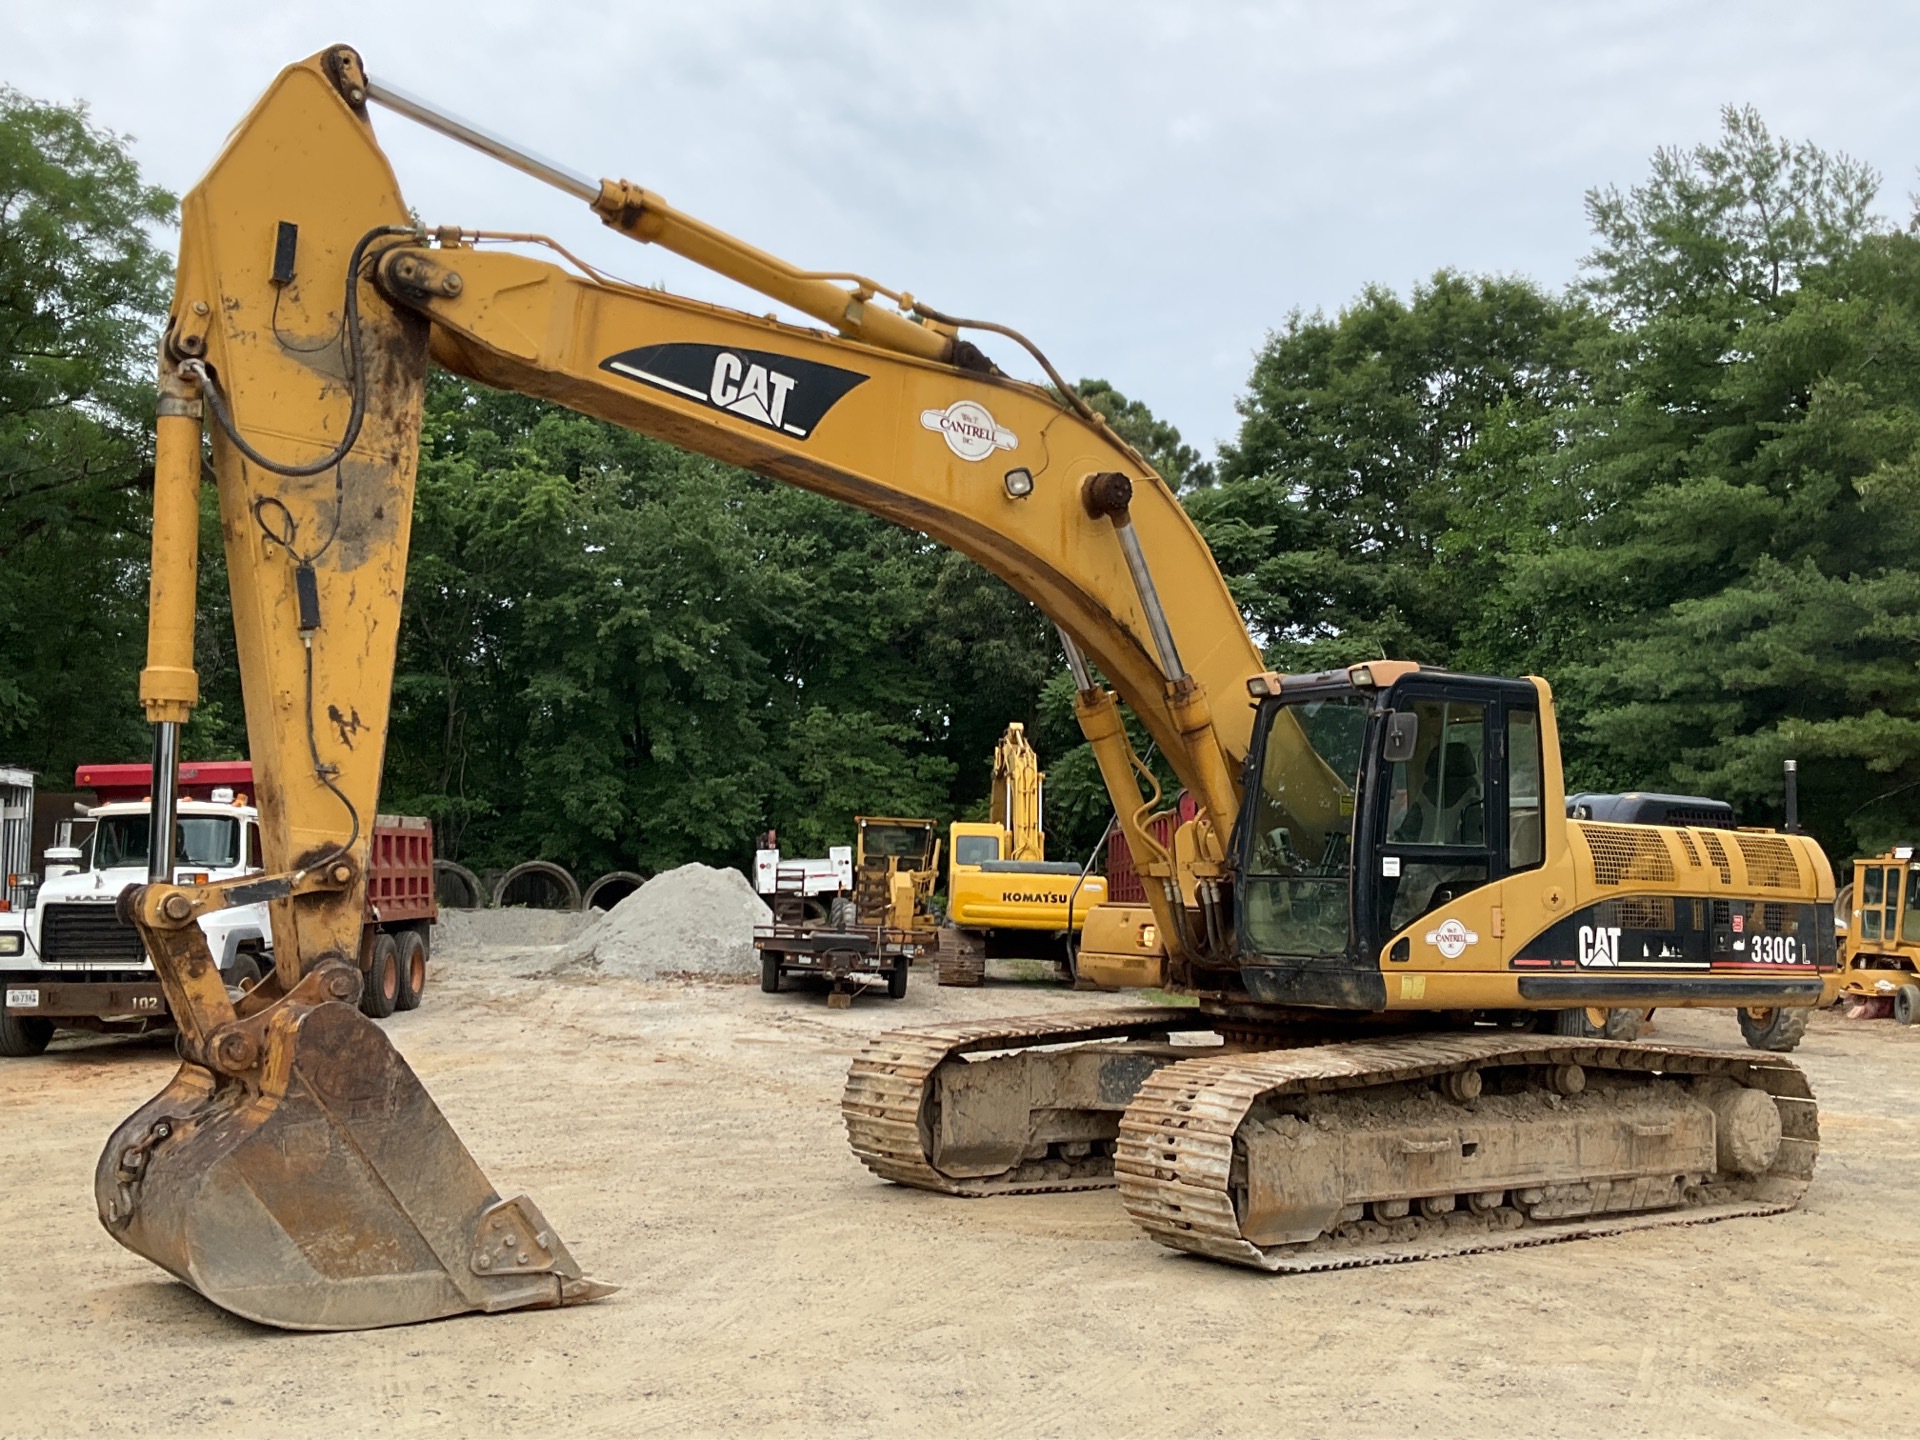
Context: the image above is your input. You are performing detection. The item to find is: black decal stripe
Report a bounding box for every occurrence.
[599,342,868,439]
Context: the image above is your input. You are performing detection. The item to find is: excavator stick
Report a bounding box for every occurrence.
[103,49,610,1330]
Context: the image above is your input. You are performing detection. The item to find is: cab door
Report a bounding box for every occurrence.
[1360,677,1541,961]
[1860,863,1903,950]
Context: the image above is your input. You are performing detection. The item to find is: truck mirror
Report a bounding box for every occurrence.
[1382,711,1418,765]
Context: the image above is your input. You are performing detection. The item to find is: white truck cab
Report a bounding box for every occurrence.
[1,774,271,1056]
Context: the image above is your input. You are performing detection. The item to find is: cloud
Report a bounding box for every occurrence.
[8,0,1918,453]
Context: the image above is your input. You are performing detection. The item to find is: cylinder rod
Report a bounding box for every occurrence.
[364,77,600,202]
[1111,519,1186,683]
[364,76,955,364]
[1057,625,1095,692]
[149,721,180,883]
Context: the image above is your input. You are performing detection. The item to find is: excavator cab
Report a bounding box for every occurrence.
[1236,665,1546,1007]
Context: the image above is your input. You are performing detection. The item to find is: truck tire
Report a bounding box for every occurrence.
[361,932,400,1019]
[1552,1007,1639,1040]
[0,1004,52,1058]
[760,950,782,994]
[395,929,428,1012]
[1737,1004,1812,1052]
[223,950,263,993]
[887,956,909,1000]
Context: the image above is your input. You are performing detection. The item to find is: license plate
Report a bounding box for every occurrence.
[5,988,38,1010]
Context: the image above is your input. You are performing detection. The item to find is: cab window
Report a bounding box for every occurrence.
[1240,693,1369,959]
[1863,866,1884,940]
[1381,699,1489,933]
[1507,708,1544,871]
[1389,701,1486,847]
[953,834,1000,866]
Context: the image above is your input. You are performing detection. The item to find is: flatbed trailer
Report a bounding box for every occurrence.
[755,921,915,1003]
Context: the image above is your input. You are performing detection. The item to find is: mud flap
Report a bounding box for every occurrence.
[95,1001,612,1331]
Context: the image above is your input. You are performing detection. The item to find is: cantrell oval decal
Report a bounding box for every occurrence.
[920,399,1017,461]
[600,343,868,439]
[1424,917,1480,959]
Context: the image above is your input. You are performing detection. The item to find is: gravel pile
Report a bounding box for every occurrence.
[555,863,770,979]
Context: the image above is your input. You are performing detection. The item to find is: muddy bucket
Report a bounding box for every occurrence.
[95,995,613,1330]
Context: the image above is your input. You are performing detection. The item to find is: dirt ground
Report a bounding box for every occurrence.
[5,937,1920,1439]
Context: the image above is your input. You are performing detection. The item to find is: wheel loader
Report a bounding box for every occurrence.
[100,46,1834,1330]
[1833,848,1920,1023]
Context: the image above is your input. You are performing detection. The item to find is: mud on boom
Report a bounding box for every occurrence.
[112,44,1834,1332]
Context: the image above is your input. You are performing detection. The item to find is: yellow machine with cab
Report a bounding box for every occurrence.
[943,723,1106,985]
[1835,846,1920,1022]
[98,45,1838,1330]
[850,815,941,951]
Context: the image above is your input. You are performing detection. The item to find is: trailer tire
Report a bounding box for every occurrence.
[1737,1004,1812,1052]
[887,957,909,1000]
[760,950,782,994]
[361,932,400,1019]
[0,1004,52,1058]
[395,929,428,1011]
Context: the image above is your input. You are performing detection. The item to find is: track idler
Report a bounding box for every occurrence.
[96,953,612,1330]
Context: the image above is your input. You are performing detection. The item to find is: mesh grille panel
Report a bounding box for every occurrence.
[1675,831,1702,868]
[1700,832,1733,885]
[1618,896,1677,930]
[1579,824,1678,886]
[1736,834,1802,890]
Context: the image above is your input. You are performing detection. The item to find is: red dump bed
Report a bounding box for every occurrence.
[77,760,256,804]
[1104,793,1198,905]
[369,814,436,924]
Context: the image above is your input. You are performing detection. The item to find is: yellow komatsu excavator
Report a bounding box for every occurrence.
[109,46,1834,1330]
[943,723,1107,984]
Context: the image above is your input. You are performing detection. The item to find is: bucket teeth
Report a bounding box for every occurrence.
[96,996,610,1331]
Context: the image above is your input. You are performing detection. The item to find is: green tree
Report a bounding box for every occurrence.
[0,89,177,779]
[1191,272,1593,672]
[1563,227,1920,850]
[1076,377,1211,488]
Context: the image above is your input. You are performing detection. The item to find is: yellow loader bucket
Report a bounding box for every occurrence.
[95,981,612,1331]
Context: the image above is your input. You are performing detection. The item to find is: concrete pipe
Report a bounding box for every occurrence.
[432,859,487,910]
[492,860,583,911]
[583,870,648,912]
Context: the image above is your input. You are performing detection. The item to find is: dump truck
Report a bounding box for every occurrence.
[0,761,437,1056]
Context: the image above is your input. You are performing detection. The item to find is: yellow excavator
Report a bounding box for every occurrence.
[943,722,1107,984]
[105,46,1834,1330]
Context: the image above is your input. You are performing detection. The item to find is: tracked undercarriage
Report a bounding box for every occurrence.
[842,1011,1817,1270]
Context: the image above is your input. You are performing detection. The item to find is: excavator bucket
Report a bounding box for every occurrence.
[95,995,613,1331]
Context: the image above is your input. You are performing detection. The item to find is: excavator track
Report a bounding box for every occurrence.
[843,1008,1221,1195]
[1116,1033,1817,1272]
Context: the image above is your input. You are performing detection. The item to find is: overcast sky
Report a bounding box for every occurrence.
[8,1,1918,455]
